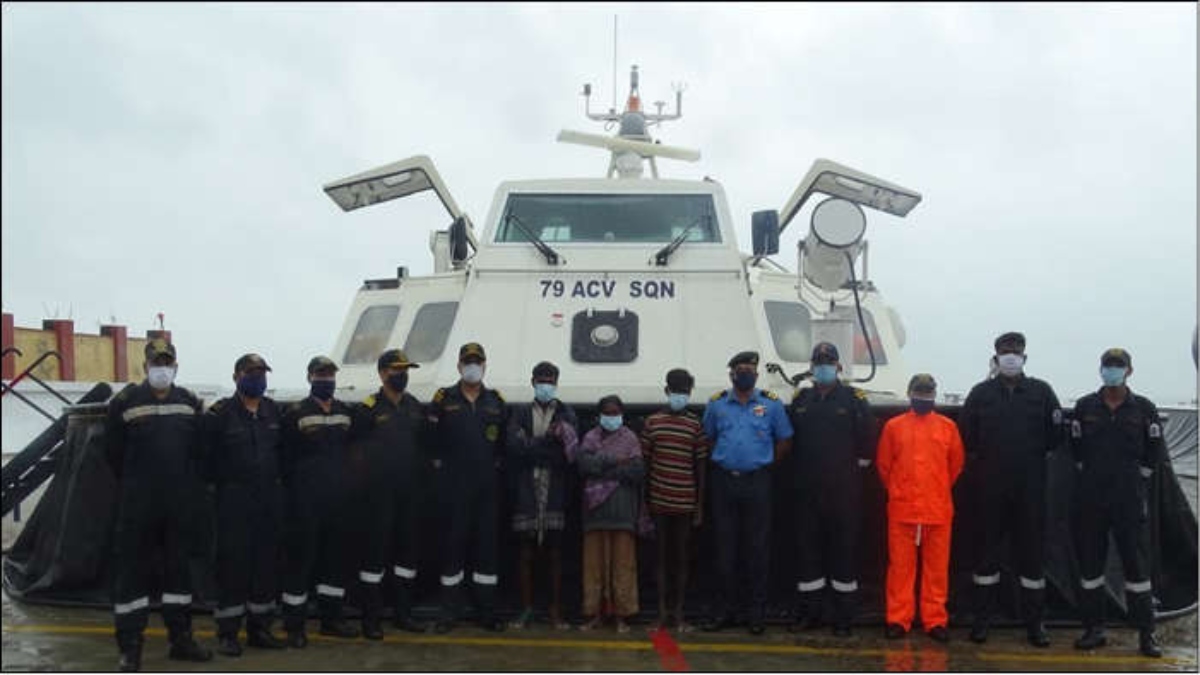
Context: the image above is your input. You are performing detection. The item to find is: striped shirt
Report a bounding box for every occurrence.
[640,410,709,515]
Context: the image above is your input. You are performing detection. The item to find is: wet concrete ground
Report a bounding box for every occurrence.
[3,591,1196,672]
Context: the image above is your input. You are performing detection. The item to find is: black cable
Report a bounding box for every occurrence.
[844,250,877,384]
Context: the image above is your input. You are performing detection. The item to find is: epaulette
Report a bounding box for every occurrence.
[493,388,505,403]
[362,394,377,408]
[114,383,137,401]
[762,390,780,401]
[432,388,447,403]
[207,398,228,415]
[853,388,869,401]
[710,389,728,402]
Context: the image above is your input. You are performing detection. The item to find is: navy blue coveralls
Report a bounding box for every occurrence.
[427,382,508,622]
[351,388,427,623]
[1070,388,1166,633]
[279,397,357,632]
[787,383,876,627]
[203,394,284,638]
[702,388,793,625]
[959,375,1062,626]
[105,381,206,652]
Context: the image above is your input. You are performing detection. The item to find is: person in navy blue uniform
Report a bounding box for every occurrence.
[960,331,1063,647]
[786,342,876,637]
[700,350,794,635]
[350,348,429,639]
[1070,348,1165,659]
[279,356,360,647]
[427,342,509,633]
[205,353,288,656]
[105,338,212,671]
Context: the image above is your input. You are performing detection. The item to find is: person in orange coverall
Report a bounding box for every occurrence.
[875,373,965,643]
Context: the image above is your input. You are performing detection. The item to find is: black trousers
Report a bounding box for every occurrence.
[359,473,422,619]
[709,466,771,623]
[1075,493,1154,631]
[794,477,860,625]
[214,484,281,636]
[972,466,1047,625]
[438,466,499,620]
[282,472,352,631]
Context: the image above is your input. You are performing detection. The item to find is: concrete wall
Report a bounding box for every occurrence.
[2,313,162,382]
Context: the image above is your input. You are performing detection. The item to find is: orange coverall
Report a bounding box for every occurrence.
[876,410,965,631]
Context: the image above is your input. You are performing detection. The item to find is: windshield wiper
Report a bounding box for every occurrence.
[504,210,562,265]
[654,211,711,266]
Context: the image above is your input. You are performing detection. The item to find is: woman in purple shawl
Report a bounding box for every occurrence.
[577,395,644,633]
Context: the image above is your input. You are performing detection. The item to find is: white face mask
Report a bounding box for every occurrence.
[996,353,1025,377]
[147,365,176,390]
[461,363,484,384]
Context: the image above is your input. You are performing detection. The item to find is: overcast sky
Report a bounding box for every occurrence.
[2,3,1196,403]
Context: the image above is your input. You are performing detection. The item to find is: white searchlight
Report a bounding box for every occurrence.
[801,198,866,292]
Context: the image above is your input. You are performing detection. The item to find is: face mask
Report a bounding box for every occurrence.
[461,363,484,384]
[237,372,267,398]
[668,393,689,412]
[310,378,336,401]
[996,353,1025,377]
[733,371,757,392]
[148,365,176,390]
[812,364,838,385]
[910,397,936,415]
[386,371,409,393]
[599,414,623,432]
[1100,366,1127,387]
[534,383,557,403]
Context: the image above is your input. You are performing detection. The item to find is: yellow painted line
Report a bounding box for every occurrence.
[3,624,1191,667]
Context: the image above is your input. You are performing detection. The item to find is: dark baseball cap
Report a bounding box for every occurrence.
[908,373,937,395]
[727,351,760,369]
[531,361,559,380]
[306,355,339,375]
[1100,348,1131,368]
[666,368,695,392]
[144,338,177,362]
[811,341,840,363]
[377,349,419,371]
[994,332,1026,352]
[459,342,487,362]
[234,353,272,373]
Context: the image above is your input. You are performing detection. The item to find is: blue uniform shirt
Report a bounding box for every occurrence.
[703,388,794,472]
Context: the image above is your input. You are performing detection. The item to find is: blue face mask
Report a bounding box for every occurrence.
[812,364,838,385]
[310,379,336,401]
[599,414,623,432]
[668,392,689,412]
[733,371,757,392]
[534,383,557,403]
[1100,366,1127,387]
[386,371,409,392]
[237,372,267,398]
[910,397,936,415]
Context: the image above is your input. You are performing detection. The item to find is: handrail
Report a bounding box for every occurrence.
[1,350,72,406]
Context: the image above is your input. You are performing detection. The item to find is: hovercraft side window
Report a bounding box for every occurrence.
[344,305,401,365]
[403,302,459,363]
[495,194,719,244]
[764,301,814,363]
[829,307,889,365]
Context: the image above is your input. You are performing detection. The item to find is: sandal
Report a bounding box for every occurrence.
[579,616,601,632]
[616,619,631,634]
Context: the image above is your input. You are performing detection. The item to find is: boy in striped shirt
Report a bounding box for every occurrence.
[640,369,709,632]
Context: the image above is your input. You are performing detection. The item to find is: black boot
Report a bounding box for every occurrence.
[362,612,384,641]
[1074,626,1107,650]
[286,628,308,649]
[283,603,308,648]
[969,579,996,644]
[393,584,426,632]
[117,633,143,673]
[246,615,287,649]
[1020,584,1048,647]
[1026,621,1050,648]
[319,597,360,639]
[216,632,243,657]
[168,631,213,662]
[1139,630,1162,658]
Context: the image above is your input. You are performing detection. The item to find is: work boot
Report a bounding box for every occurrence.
[1074,626,1107,650]
[885,623,907,639]
[117,640,143,672]
[831,622,852,638]
[787,615,824,633]
[362,615,384,641]
[478,614,506,632]
[702,613,735,632]
[927,625,950,643]
[216,633,243,657]
[1139,631,1163,658]
[393,614,427,633]
[286,629,307,649]
[1026,622,1050,648]
[168,633,213,662]
[968,617,989,643]
[246,626,287,649]
[319,618,360,639]
[432,618,456,634]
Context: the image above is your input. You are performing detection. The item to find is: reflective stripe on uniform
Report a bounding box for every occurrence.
[831,579,858,593]
[1125,579,1152,593]
[1081,576,1106,590]
[359,570,384,584]
[248,601,276,614]
[394,565,417,579]
[1052,409,1063,425]
[1019,576,1046,590]
[1071,420,1082,438]
[114,597,149,615]
[857,459,872,468]
[282,592,308,606]
[1140,466,1154,478]
[473,572,498,586]
[797,578,826,592]
[161,593,193,605]
[442,571,464,587]
[973,573,1001,586]
[122,404,196,422]
[297,414,352,431]
[316,584,345,598]
[214,605,245,619]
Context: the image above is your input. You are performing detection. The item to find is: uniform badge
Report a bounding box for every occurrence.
[752,405,766,417]
[1149,423,1162,439]
[1071,420,1082,438]
[485,424,500,442]
[1051,409,1063,425]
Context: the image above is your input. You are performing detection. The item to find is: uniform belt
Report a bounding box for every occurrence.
[719,465,764,477]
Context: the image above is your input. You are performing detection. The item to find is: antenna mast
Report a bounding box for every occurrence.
[611,15,618,113]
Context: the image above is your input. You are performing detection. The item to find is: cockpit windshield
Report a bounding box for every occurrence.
[494,194,719,244]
